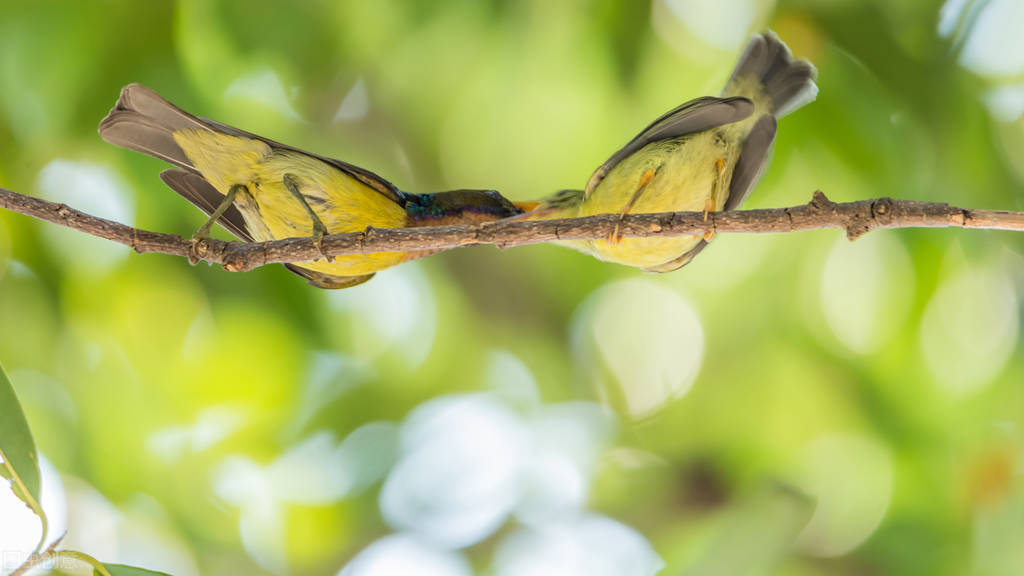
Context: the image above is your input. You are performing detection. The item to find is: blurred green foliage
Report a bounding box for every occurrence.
[1,1,1022,575]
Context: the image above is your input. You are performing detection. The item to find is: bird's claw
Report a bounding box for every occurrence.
[607,223,624,245]
[188,234,206,265]
[312,223,332,262]
[703,198,716,242]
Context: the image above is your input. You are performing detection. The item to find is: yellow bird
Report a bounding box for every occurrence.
[99,84,525,289]
[523,32,818,271]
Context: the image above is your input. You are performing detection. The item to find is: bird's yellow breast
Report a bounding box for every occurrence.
[580,131,739,268]
[173,130,408,276]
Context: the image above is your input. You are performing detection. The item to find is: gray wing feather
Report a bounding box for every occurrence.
[160,169,373,289]
[198,117,406,205]
[724,115,776,211]
[98,84,211,170]
[100,116,193,168]
[585,96,754,195]
[110,84,212,135]
[644,240,709,273]
[645,115,776,273]
[283,264,376,290]
[159,170,254,242]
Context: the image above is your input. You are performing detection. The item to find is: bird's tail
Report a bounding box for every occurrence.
[723,32,818,118]
[98,84,210,170]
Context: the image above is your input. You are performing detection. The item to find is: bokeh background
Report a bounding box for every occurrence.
[2,0,1023,575]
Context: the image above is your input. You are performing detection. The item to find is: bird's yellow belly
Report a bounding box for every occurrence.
[588,236,705,268]
[174,130,409,276]
[239,154,408,275]
[581,132,736,268]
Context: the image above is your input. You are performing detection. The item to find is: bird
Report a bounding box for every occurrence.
[520,32,818,272]
[98,84,526,289]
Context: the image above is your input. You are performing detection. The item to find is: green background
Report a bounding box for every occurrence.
[1,0,1022,575]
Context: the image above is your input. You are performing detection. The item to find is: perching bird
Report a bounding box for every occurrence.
[98,84,525,289]
[521,32,817,271]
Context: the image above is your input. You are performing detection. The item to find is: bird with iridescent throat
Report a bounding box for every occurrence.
[99,85,528,289]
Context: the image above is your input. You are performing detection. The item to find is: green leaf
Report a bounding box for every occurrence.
[0,361,42,513]
[52,551,175,576]
[97,564,174,576]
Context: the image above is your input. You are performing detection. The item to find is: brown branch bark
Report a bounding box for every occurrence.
[2,186,1023,273]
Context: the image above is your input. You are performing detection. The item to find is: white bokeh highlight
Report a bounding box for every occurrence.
[266,424,398,505]
[380,395,529,549]
[984,83,1024,123]
[0,455,66,572]
[941,0,1024,122]
[37,159,134,274]
[61,479,199,576]
[341,356,660,576]
[338,534,471,576]
[328,264,437,369]
[820,231,914,355]
[515,403,616,525]
[287,352,375,438]
[59,478,121,564]
[213,423,398,574]
[224,69,303,121]
[147,406,245,463]
[953,0,1024,77]
[334,77,370,122]
[919,250,1019,396]
[576,279,705,419]
[795,435,893,557]
[485,350,542,411]
[213,456,286,574]
[938,0,970,38]
[660,0,767,50]
[493,514,665,576]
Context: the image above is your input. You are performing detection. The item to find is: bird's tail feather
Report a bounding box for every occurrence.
[724,31,818,118]
[98,84,211,170]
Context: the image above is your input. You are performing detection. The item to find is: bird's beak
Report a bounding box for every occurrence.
[512,201,542,213]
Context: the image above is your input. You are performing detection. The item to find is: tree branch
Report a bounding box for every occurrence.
[2,186,1022,273]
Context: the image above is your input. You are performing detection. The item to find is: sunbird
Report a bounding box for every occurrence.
[522,32,818,271]
[99,84,526,289]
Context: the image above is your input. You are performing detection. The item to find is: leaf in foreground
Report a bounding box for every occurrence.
[0,361,42,512]
[97,563,174,576]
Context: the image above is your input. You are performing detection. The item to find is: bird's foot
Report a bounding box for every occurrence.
[188,184,242,265]
[312,220,331,262]
[607,168,657,245]
[702,197,716,242]
[607,222,624,245]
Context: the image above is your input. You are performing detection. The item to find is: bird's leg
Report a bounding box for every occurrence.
[190,183,243,265]
[703,157,726,242]
[609,167,658,245]
[283,173,331,261]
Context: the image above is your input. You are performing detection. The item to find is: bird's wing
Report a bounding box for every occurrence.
[723,115,776,211]
[585,96,754,196]
[160,169,254,241]
[100,84,406,207]
[283,264,376,290]
[645,115,777,273]
[161,170,375,289]
[199,117,407,206]
[643,240,709,273]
